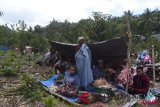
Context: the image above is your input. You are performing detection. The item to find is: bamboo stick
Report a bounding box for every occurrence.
[50,91,81,107]
[125,11,132,94]
[152,45,155,87]
[43,86,81,107]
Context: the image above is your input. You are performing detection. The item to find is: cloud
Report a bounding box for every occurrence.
[0,0,160,27]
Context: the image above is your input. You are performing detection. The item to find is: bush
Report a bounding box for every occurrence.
[0,50,21,76]
[14,73,47,102]
[43,95,60,107]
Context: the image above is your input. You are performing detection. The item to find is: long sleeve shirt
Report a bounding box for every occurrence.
[93,67,105,79]
[132,73,150,94]
[118,68,134,86]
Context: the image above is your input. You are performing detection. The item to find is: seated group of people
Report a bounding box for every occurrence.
[56,59,150,96]
[93,60,150,95]
[37,48,150,96]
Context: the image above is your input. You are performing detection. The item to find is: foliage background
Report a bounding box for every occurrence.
[0,9,160,61]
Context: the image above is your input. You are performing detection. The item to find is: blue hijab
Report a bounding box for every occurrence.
[75,44,93,87]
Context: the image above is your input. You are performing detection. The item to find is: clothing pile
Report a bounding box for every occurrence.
[78,92,98,104]
[49,84,58,93]
[57,83,78,98]
[150,88,160,96]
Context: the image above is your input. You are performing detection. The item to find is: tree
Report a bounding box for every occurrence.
[34,25,43,33]
[91,12,113,41]
[138,8,154,37]
[14,21,32,54]
[152,9,160,34]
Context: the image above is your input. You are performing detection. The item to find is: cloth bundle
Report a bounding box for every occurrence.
[49,84,58,93]
[57,83,78,98]
[78,92,95,104]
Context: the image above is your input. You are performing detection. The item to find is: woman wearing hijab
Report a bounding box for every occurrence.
[75,37,93,88]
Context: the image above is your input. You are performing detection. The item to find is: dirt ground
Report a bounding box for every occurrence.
[0,75,45,107]
[0,64,54,107]
[0,65,160,107]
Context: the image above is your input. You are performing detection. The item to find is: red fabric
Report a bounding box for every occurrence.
[78,92,91,104]
[140,100,159,105]
[132,73,150,94]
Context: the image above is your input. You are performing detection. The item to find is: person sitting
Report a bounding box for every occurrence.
[118,65,129,86]
[116,65,136,91]
[107,67,117,85]
[36,48,58,66]
[63,65,80,88]
[129,66,150,95]
[93,60,105,79]
[48,48,59,66]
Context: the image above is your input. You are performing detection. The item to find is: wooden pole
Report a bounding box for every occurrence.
[125,11,132,94]
[29,53,30,65]
[152,45,155,87]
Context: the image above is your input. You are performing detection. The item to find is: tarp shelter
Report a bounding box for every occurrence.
[49,36,128,68]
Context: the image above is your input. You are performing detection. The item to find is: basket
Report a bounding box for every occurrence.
[94,86,113,95]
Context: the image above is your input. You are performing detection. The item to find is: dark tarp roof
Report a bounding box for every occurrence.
[49,36,128,67]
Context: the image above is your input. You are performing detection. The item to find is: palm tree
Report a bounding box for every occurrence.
[152,9,160,34]
[138,8,154,37]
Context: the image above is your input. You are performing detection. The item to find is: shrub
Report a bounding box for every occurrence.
[14,73,47,102]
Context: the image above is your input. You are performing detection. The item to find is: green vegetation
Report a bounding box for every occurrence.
[0,50,21,76]
[0,9,160,61]
[17,73,47,102]
[0,8,160,106]
[0,50,71,106]
[43,95,70,107]
[0,9,160,55]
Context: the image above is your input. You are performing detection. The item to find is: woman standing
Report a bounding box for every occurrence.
[75,37,93,88]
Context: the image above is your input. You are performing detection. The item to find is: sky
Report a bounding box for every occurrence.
[0,0,160,27]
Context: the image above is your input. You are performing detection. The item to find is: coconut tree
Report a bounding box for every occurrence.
[138,8,154,37]
[152,9,160,34]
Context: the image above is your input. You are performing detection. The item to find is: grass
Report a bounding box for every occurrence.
[0,50,72,107]
[43,95,71,107]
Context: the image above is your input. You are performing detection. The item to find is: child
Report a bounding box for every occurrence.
[63,65,80,88]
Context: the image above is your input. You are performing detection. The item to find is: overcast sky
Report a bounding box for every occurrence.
[0,0,160,27]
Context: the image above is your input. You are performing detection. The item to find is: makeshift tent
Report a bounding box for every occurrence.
[49,36,128,68]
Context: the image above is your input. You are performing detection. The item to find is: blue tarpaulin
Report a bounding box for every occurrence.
[40,74,58,88]
[0,46,9,51]
[39,74,79,102]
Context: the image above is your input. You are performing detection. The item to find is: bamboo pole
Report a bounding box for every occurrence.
[125,11,132,94]
[29,53,30,65]
[152,45,155,87]
[43,87,81,107]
